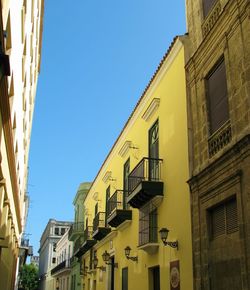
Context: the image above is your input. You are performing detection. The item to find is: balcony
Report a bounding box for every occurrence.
[74,226,96,258]
[68,222,84,241]
[73,236,83,254]
[208,120,232,157]
[92,212,111,240]
[106,190,132,228]
[51,259,70,276]
[127,157,164,208]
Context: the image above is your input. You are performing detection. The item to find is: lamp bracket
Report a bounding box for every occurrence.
[163,240,178,250]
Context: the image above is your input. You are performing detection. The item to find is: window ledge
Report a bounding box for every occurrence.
[138,243,159,255]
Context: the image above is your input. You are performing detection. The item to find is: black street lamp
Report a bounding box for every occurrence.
[159,228,178,249]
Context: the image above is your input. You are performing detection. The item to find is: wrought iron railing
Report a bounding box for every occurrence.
[51,259,70,275]
[21,239,29,247]
[208,120,232,157]
[107,190,129,217]
[93,212,106,232]
[74,237,83,253]
[128,157,163,194]
[68,222,84,238]
[83,226,94,241]
[70,256,77,266]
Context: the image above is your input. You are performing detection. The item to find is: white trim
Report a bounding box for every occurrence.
[141,98,160,121]
[118,141,132,157]
[102,171,112,183]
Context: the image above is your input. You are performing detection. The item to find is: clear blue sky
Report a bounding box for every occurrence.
[26,0,186,255]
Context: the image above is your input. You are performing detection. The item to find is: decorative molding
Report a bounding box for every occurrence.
[141,98,160,121]
[102,171,112,183]
[92,192,99,201]
[202,0,222,37]
[102,171,116,183]
[118,141,132,157]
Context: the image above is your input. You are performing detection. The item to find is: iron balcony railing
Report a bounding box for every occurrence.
[74,237,83,254]
[93,212,106,232]
[68,222,84,238]
[128,157,163,194]
[107,190,129,217]
[83,226,94,241]
[21,239,29,248]
[51,259,70,275]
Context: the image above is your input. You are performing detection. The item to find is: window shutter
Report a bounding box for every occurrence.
[207,58,229,134]
[226,199,238,234]
[203,0,217,17]
[211,204,226,238]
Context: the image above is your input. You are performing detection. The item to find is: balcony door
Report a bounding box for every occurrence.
[148,120,159,180]
[123,158,130,209]
[105,186,110,226]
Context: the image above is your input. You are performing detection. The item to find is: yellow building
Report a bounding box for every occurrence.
[76,36,193,290]
[0,0,44,289]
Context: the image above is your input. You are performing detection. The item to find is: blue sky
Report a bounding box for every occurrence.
[26,0,186,255]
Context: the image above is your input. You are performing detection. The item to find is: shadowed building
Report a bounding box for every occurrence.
[185,0,250,289]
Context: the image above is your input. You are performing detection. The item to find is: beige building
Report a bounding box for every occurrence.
[51,228,73,290]
[185,0,250,289]
[38,219,72,290]
[0,0,44,289]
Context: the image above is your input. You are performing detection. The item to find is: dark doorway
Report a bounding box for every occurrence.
[110,256,115,290]
[122,267,128,290]
[148,120,159,180]
[149,266,160,290]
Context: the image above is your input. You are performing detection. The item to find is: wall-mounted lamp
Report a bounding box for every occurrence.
[159,228,178,249]
[93,256,106,271]
[124,246,138,262]
[102,250,118,268]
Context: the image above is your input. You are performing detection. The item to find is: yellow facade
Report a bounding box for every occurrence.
[79,37,193,290]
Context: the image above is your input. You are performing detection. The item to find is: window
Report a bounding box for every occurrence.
[52,257,56,264]
[203,0,217,17]
[206,58,229,134]
[139,202,158,246]
[53,243,56,252]
[54,227,59,235]
[209,197,238,239]
[61,228,65,235]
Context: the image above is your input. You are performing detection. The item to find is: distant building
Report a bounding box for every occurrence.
[0,0,44,289]
[51,228,73,290]
[38,219,72,290]
[68,182,91,290]
[30,255,39,268]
